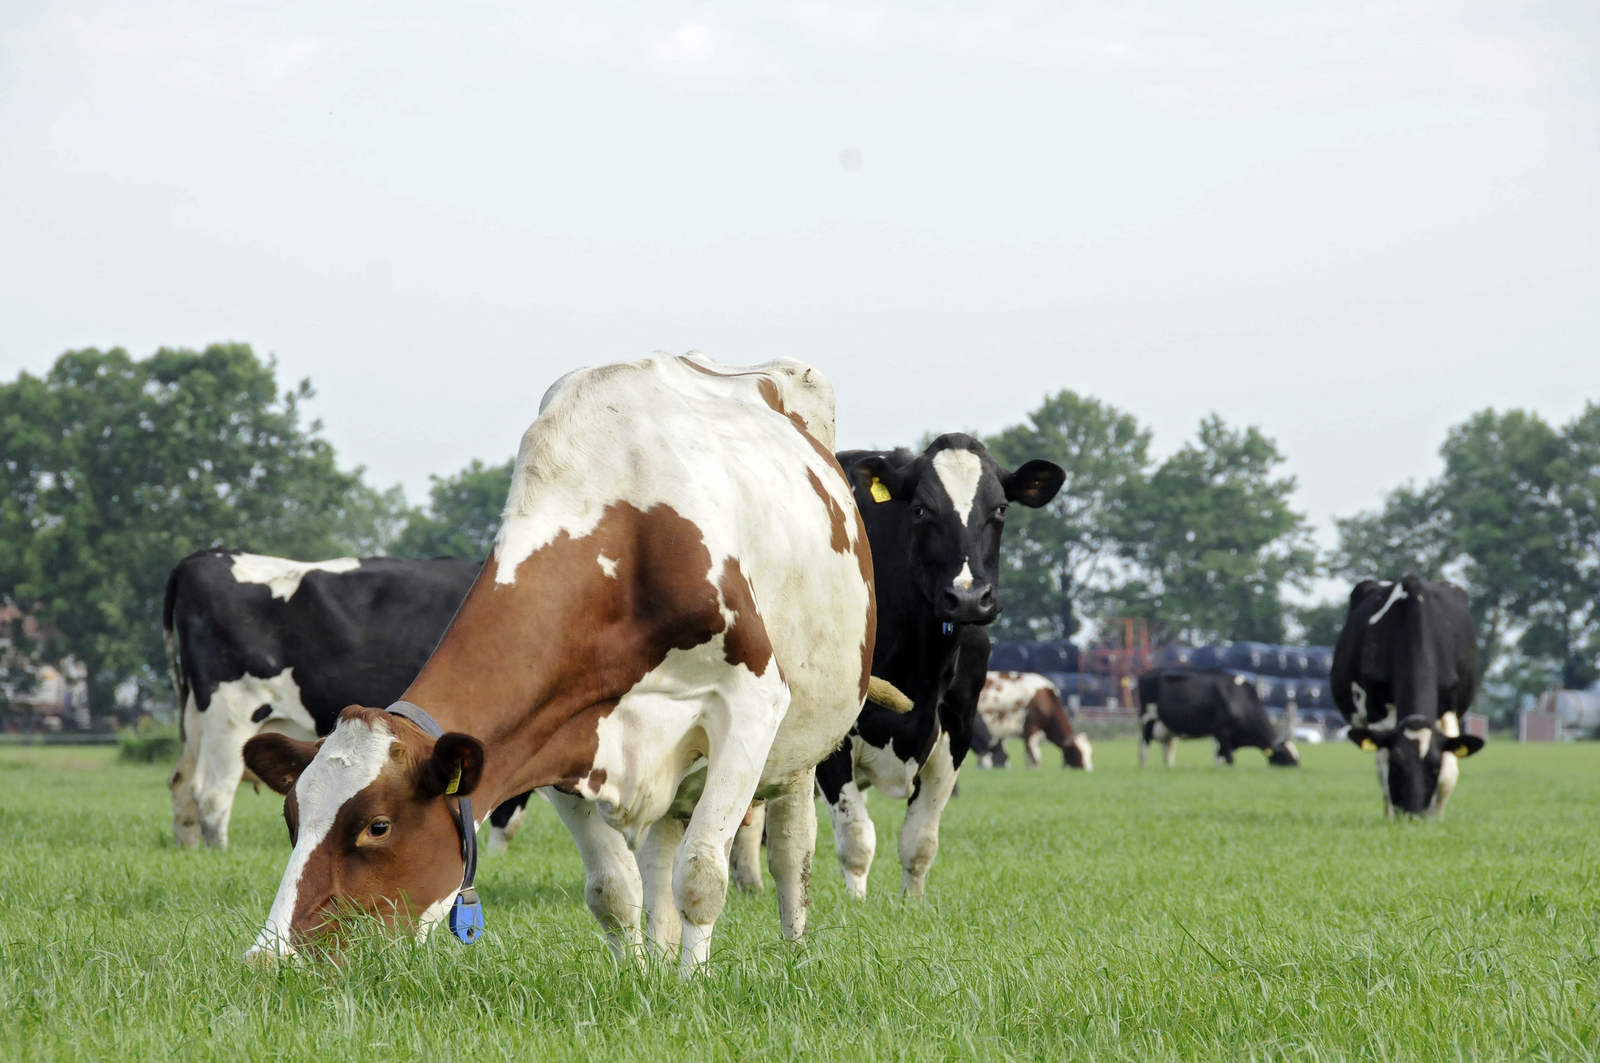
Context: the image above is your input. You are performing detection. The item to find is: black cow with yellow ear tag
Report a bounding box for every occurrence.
[1332,574,1484,819]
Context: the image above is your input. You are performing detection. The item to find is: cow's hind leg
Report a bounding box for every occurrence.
[189,703,257,850]
[672,683,788,973]
[764,770,817,940]
[729,802,765,893]
[169,698,203,849]
[822,777,876,900]
[487,791,532,855]
[899,731,959,898]
[1163,734,1177,769]
[638,815,686,957]
[545,787,644,962]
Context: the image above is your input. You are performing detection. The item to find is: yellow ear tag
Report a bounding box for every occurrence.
[1360,738,1377,752]
[869,477,891,504]
[445,764,462,795]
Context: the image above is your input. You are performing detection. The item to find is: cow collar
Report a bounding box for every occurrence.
[385,701,483,944]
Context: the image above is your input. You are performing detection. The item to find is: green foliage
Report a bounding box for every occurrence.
[1290,599,1347,647]
[392,458,515,560]
[984,392,1150,640]
[0,345,404,717]
[1107,416,1316,644]
[3,741,1598,1060]
[1332,404,1600,720]
[116,726,182,764]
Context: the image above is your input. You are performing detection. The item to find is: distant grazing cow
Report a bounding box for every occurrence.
[971,672,1092,770]
[1137,669,1300,768]
[164,551,484,849]
[241,354,875,972]
[812,435,1064,898]
[1333,575,1484,818]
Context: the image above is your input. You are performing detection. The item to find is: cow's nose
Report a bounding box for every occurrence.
[939,582,997,624]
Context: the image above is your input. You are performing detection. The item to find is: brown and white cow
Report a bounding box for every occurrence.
[972,672,1093,770]
[242,354,875,972]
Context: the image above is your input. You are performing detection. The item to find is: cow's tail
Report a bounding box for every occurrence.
[163,562,189,739]
[867,676,914,714]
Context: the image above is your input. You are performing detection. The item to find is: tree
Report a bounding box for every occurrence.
[0,344,404,719]
[1330,404,1600,720]
[392,458,515,560]
[1106,415,1316,645]
[984,392,1150,640]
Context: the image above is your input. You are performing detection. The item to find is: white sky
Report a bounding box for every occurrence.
[3,2,1597,582]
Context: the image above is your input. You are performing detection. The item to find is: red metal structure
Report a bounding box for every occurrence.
[1079,617,1150,711]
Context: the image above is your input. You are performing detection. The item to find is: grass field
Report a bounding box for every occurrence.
[3,738,1598,1061]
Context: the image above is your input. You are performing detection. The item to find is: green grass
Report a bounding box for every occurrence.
[2,739,1598,1061]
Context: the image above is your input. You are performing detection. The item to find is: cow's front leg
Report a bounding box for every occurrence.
[1163,734,1177,769]
[899,731,958,898]
[763,770,817,940]
[545,787,644,962]
[729,802,765,893]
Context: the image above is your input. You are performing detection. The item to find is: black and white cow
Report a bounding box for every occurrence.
[1137,669,1300,768]
[164,550,485,849]
[1332,575,1485,818]
[813,435,1064,898]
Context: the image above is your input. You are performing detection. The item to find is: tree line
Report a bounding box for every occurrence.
[2,344,1595,725]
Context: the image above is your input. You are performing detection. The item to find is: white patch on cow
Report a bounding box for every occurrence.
[1435,750,1460,814]
[931,447,983,525]
[247,716,397,960]
[1233,674,1246,685]
[1404,727,1431,757]
[229,554,361,600]
[1025,730,1044,766]
[1141,700,1158,723]
[978,672,1054,742]
[1073,733,1094,771]
[952,560,974,590]
[1368,580,1409,625]
[1439,711,1460,738]
[415,889,459,942]
[181,668,318,850]
[597,553,619,578]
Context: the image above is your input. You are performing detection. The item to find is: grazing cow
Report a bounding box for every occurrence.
[1333,575,1484,818]
[1137,669,1300,768]
[164,552,484,849]
[971,672,1093,770]
[241,354,875,972]
[813,435,1065,898]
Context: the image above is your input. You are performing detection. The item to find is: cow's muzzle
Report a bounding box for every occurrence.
[938,582,998,624]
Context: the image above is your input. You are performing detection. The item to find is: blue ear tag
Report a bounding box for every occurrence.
[942,622,955,635]
[449,887,484,944]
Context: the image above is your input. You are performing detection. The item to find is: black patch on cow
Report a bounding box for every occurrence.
[251,705,272,723]
[1138,669,1296,764]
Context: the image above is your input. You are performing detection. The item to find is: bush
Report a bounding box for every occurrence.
[117,726,181,764]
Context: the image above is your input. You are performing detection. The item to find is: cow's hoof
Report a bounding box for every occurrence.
[486,827,509,855]
[843,869,869,900]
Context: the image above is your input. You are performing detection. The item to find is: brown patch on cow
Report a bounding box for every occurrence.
[587,768,607,792]
[806,468,851,554]
[853,516,877,703]
[785,412,837,469]
[718,558,774,675]
[757,377,784,413]
[405,500,736,806]
[1024,687,1075,747]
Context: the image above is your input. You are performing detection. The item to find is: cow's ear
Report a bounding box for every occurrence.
[849,455,914,503]
[1446,735,1485,758]
[1001,459,1065,508]
[422,733,485,798]
[244,734,320,796]
[1346,727,1391,753]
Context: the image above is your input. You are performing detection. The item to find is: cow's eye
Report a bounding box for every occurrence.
[366,818,391,839]
[993,504,1008,520]
[910,504,927,519]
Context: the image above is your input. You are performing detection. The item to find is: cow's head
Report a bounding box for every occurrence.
[1027,686,1094,770]
[1266,740,1301,767]
[1346,714,1482,814]
[240,706,484,959]
[850,434,1064,624]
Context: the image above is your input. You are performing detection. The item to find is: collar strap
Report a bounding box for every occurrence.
[385,701,482,943]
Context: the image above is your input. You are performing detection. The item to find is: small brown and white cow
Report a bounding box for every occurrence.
[242,353,876,973]
[972,672,1092,770]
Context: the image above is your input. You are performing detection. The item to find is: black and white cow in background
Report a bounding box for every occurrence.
[971,672,1093,770]
[1137,669,1300,768]
[812,434,1064,898]
[164,550,506,848]
[1333,575,1484,818]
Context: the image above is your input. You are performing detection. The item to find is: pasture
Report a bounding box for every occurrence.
[2,740,1597,1062]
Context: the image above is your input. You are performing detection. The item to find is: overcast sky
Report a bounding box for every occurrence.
[3,1,1597,574]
